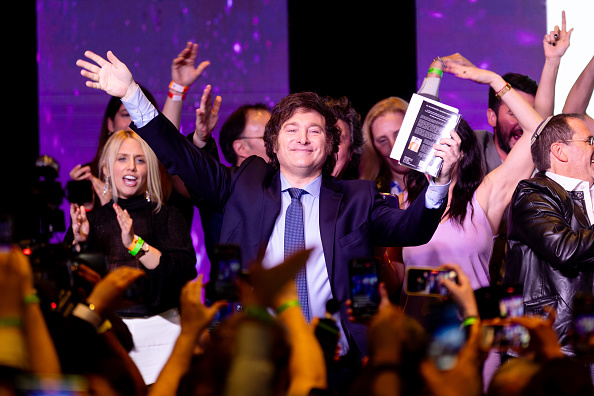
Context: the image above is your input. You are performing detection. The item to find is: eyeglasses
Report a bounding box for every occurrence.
[237,136,265,141]
[561,136,594,146]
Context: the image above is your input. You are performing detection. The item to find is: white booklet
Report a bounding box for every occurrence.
[390,93,461,178]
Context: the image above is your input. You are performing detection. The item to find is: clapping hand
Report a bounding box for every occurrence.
[70,203,90,244]
[113,203,135,249]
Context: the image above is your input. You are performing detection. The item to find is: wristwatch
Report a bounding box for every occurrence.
[135,240,150,259]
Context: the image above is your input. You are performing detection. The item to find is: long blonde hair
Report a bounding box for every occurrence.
[99,130,164,212]
[359,97,409,181]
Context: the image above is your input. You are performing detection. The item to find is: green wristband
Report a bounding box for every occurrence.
[244,306,274,323]
[427,67,443,77]
[0,317,22,327]
[462,316,478,327]
[23,293,40,306]
[276,300,300,315]
[128,236,144,256]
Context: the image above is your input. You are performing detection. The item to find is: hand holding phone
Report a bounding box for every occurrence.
[476,285,530,351]
[348,258,380,318]
[208,244,242,302]
[405,266,458,297]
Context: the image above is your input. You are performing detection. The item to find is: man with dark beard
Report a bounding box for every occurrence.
[476,72,538,173]
[475,73,538,286]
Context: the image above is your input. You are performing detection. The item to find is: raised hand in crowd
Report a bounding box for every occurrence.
[193,84,222,149]
[248,249,328,396]
[0,245,60,374]
[149,275,226,396]
[439,263,479,320]
[163,41,212,130]
[508,306,564,363]
[534,10,573,118]
[77,50,136,99]
[420,322,484,396]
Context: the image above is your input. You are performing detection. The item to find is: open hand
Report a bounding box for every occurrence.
[193,84,222,148]
[76,50,136,99]
[171,42,211,88]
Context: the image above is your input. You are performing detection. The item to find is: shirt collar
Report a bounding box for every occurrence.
[279,172,322,198]
[545,171,594,192]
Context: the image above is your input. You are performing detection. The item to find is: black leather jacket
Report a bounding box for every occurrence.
[504,172,594,351]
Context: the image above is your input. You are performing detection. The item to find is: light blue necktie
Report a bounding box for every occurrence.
[284,188,310,322]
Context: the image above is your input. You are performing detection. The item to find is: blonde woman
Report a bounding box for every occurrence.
[66,130,197,385]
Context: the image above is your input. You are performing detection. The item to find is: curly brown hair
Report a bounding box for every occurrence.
[264,92,341,176]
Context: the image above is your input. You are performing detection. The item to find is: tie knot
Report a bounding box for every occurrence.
[287,188,307,201]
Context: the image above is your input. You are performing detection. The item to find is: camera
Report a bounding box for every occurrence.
[5,156,105,318]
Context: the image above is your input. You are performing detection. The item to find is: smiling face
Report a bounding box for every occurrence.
[274,109,329,181]
[110,138,148,199]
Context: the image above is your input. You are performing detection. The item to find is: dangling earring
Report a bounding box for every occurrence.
[145,190,151,202]
[103,175,110,197]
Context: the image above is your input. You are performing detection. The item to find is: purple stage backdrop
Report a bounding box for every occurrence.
[37,0,547,277]
[37,0,288,276]
[416,0,546,132]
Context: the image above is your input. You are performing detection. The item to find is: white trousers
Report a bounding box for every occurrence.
[122,308,181,385]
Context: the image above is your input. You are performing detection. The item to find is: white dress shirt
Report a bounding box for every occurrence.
[546,171,594,224]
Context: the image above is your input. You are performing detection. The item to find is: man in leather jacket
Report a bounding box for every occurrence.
[504,113,594,352]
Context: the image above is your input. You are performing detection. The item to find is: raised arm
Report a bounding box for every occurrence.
[77,51,233,209]
[149,275,225,396]
[192,84,222,149]
[562,55,594,131]
[534,10,573,118]
[445,60,542,234]
[162,41,212,130]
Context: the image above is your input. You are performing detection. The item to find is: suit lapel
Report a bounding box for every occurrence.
[261,171,282,246]
[320,177,343,283]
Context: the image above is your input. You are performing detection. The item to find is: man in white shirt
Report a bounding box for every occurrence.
[504,113,594,354]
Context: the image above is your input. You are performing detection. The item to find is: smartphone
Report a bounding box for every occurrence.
[426,300,466,370]
[405,267,457,296]
[571,293,594,357]
[348,258,380,318]
[314,299,341,366]
[477,285,530,351]
[66,180,94,205]
[210,244,242,301]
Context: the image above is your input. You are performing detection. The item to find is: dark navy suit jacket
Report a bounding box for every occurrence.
[133,113,446,356]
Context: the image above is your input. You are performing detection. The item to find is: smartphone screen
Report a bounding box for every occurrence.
[211,244,242,301]
[348,258,380,318]
[405,267,457,296]
[426,301,466,370]
[482,293,530,351]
